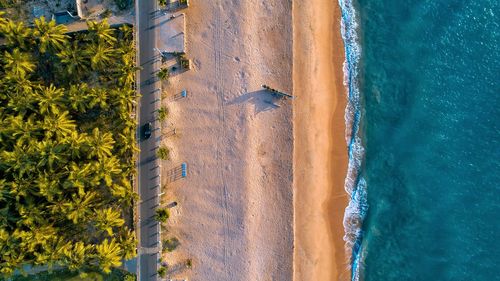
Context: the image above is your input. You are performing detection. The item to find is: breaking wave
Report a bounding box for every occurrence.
[338,0,368,280]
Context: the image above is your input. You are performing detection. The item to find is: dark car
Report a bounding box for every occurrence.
[142,122,152,139]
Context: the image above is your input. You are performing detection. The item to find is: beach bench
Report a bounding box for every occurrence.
[181,162,187,178]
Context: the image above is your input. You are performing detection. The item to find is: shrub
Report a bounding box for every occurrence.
[158,106,168,121]
[159,0,167,7]
[157,266,167,277]
[124,275,136,281]
[162,237,180,252]
[157,146,170,160]
[155,208,170,222]
[186,258,193,268]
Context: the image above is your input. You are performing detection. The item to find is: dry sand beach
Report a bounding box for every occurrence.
[162,0,293,280]
[159,0,348,280]
[293,0,350,281]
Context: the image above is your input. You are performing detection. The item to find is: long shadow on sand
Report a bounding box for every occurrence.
[227,90,281,114]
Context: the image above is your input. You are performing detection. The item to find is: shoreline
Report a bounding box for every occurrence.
[293,0,350,280]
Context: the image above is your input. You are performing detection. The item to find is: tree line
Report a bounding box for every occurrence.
[0,14,139,276]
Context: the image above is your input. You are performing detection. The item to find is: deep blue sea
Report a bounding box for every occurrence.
[339,0,500,280]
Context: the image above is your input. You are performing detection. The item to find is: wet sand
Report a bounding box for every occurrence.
[293,0,350,280]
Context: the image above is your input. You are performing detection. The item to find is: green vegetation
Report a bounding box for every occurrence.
[157,67,169,80]
[155,208,170,222]
[157,146,170,160]
[158,0,168,7]
[162,237,179,253]
[186,258,192,268]
[157,266,167,278]
[3,268,135,281]
[157,106,168,121]
[0,16,138,276]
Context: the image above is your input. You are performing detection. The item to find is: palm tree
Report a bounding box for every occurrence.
[9,114,38,144]
[88,128,115,159]
[96,156,122,186]
[60,241,90,270]
[63,131,89,159]
[5,82,36,116]
[32,139,66,171]
[40,111,76,138]
[94,238,123,273]
[89,87,109,109]
[57,41,89,76]
[118,24,133,41]
[36,173,63,202]
[109,88,136,115]
[116,54,140,87]
[36,84,66,115]
[118,230,137,260]
[32,16,69,53]
[66,83,92,112]
[33,236,66,269]
[86,19,117,46]
[157,67,170,80]
[3,48,35,77]
[0,19,32,49]
[94,208,125,236]
[62,191,96,224]
[88,43,115,71]
[155,208,170,222]
[66,162,93,196]
[1,141,36,178]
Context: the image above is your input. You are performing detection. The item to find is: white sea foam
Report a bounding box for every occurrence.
[338,0,368,280]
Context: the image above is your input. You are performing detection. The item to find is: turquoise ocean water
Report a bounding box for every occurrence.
[338,0,500,280]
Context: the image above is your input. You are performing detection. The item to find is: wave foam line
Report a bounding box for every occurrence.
[337,0,369,280]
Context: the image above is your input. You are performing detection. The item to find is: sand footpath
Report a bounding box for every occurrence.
[293,0,350,280]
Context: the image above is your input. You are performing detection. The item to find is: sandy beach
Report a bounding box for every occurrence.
[161,0,294,280]
[293,0,350,281]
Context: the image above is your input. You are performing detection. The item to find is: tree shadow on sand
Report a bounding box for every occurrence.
[227,90,281,114]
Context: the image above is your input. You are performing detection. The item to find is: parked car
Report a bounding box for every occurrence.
[142,122,152,139]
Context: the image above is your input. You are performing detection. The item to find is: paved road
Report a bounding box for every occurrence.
[136,0,162,280]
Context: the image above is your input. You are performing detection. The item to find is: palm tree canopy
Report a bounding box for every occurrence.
[0,16,137,275]
[87,19,117,45]
[95,238,123,273]
[33,16,69,53]
[3,48,35,78]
